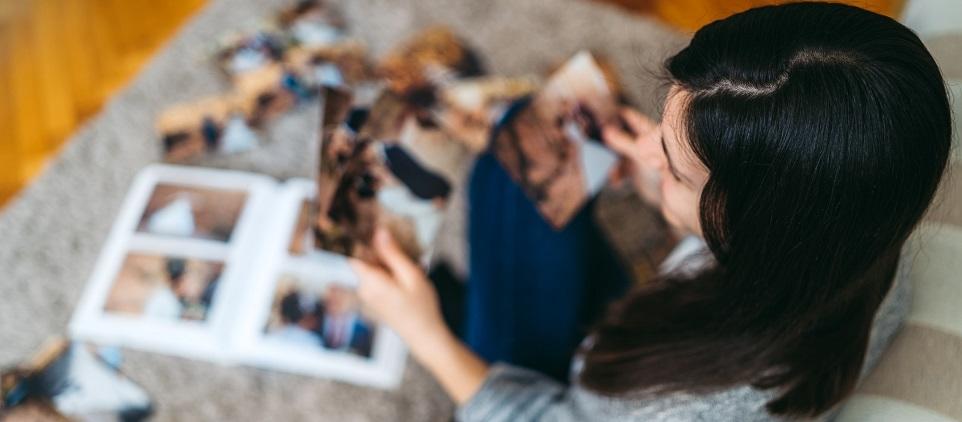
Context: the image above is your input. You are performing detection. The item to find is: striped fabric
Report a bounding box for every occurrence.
[837,77,962,420]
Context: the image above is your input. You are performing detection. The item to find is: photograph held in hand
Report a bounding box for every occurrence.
[492,51,621,229]
[314,86,467,265]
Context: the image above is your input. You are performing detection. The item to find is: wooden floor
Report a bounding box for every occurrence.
[0,0,904,207]
[0,0,206,206]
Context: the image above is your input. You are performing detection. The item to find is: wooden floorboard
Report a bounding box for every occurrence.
[0,0,206,206]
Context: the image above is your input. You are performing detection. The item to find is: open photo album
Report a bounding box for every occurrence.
[68,165,407,389]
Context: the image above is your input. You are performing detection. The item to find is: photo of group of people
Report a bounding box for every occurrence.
[103,253,223,322]
[264,274,374,358]
[313,87,466,264]
[137,183,247,242]
[492,51,621,228]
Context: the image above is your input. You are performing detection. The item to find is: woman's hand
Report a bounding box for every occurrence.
[603,107,663,207]
[350,228,489,404]
[349,229,447,352]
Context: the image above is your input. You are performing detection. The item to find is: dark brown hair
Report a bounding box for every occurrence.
[580,2,952,417]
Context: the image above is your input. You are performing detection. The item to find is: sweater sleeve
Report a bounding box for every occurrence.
[456,364,593,422]
[455,363,779,422]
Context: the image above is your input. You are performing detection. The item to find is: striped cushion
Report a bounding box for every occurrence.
[838,65,962,420]
[837,223,962,421]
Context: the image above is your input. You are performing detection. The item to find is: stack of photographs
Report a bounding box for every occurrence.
[313,87,470,265]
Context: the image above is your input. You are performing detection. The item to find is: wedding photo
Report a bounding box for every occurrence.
[492,52,620,228]
[103,253,224,322]
[136,183,248,242]
[314,90,456,263]
[264,274,375,358]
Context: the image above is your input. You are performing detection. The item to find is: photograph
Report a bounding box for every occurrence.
[136,183,248,242]
[377,26,485,96]
[0,339,153,421]
[491,51,620,229]
[103,253,224,322]
[214,30,286,78]
[215,0,346,79]
[264,274,375,358]
[275,0,346,48]
[284,41,372,89]
[156,96,261,163]
[314,89,462,263]
[432,75,538,152]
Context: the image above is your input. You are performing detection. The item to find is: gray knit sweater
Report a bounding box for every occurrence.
[456,240,912,421]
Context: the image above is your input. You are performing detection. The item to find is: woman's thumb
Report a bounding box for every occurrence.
[373,228,421,287]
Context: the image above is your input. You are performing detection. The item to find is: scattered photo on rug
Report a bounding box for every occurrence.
[137,183,248,242]
[215,30,287,78]
[378,26,485,96]
[285,41,371,89]
[0,339,153,421]
[264,274,375,358]
[103,253,224,322]
[156,97,261,163]
[432,76,539,152]
[314,88,466,263]
[215,0,346,79]
[276,0,346,48]
[492,51,621,229]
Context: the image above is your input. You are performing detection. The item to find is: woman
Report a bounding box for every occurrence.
[351,3,952,420]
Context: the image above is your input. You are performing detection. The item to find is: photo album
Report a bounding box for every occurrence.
[68,164,409,389]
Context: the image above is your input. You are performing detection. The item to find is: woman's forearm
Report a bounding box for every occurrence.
[409,327,489,405]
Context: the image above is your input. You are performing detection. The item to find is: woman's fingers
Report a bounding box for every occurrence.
[350,258,394,312]
[372,228,423,289]
[350,259,392,292]
[602,125,638,158]
[620,107,657,135]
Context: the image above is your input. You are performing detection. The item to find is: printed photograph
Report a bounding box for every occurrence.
[433,76,538,152]
[377,26,485,96]
[314,89,463,263]
[103,253,224,322]
[491,51,621,229]
[136,183,248,242]
[264,274,375,358]
[156,96,262,163]
[0,340,153,421]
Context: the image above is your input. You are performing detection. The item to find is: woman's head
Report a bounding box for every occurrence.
[664,1,951,280]
[584,2,951,417]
